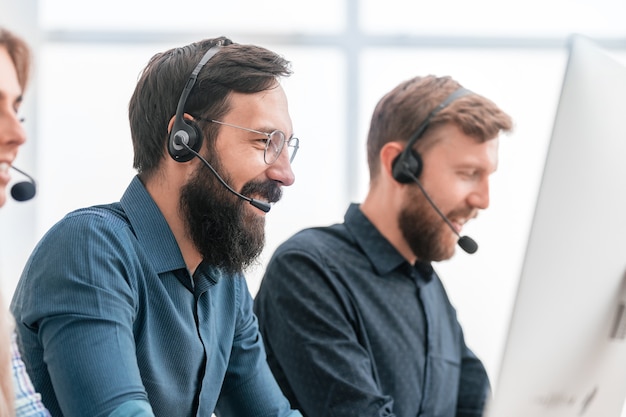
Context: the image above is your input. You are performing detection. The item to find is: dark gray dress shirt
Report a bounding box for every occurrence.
[254,203,489,417]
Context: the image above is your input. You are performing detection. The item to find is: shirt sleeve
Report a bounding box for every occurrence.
[12,212,155,417]
[108,400,155,417]
[456,344,491,417]
[215,280,301,417]
[254,247,395,417]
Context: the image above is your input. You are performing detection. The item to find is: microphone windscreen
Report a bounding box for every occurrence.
[249,199,271,213]
[10,181,36,202]
[458,235,478,254]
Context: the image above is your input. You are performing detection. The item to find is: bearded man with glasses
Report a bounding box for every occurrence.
[11,36,302,417]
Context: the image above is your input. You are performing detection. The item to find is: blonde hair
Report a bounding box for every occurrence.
[0,28,31,91]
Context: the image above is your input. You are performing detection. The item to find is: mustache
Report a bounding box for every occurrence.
[240,180,282,204]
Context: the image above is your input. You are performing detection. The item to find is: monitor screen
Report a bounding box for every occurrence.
[484,35,626,417]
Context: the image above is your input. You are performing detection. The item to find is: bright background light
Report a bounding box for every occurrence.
[2,0,626,410]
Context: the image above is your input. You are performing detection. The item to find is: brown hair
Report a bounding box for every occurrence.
[366,75,513,179]
[128,36,292,179]
[0,28,31,92]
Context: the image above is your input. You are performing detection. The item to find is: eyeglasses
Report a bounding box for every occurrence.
[194,117,299,165]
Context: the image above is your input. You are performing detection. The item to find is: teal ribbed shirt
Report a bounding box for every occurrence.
[11,176,299,417]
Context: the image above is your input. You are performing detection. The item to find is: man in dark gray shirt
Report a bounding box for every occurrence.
[254,75,513,417]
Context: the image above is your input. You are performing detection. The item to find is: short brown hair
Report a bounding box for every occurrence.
[0,27,32,91]
[128,36,292,178]
[366,75,513,179]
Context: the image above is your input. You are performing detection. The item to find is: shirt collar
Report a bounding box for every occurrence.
[120,175,188,275]
[344,203,435,283]
[344,203,409,276]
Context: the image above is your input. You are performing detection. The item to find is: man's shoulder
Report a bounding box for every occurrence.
[65,201,127,222]
[52,202,129,232]
[278,222,351,252]
[36,202,133,252]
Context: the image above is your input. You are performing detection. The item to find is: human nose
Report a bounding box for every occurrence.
[267,146,295,186]
[0,110,27,148]
[468,177,490,210]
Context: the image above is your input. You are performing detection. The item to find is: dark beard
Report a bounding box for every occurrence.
[398,187,462,262]
[179,154,282,274]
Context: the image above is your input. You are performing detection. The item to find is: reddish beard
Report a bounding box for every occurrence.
[399,188,473,262]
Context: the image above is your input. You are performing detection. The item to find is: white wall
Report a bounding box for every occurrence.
[2,0,626,410]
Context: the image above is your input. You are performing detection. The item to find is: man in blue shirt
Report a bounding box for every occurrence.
[11,36,301,417]
[254,75,513,417]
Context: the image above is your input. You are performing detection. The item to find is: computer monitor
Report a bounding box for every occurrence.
[484,35,626,417]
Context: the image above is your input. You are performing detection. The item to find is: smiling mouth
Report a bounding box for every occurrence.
[444,214,461,230]
[449,209,478,231]
[0,163,10,184]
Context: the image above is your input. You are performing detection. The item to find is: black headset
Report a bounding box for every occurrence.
[391,87,472,183]
[168,44,222,162]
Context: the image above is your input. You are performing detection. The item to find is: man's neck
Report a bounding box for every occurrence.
[142,173,202,275]
[360,191,417,265]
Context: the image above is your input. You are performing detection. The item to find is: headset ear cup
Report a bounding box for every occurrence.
[186,120,203,153]
[392,149,423,184]
[167,44,222,163]
[168,120,204,162]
